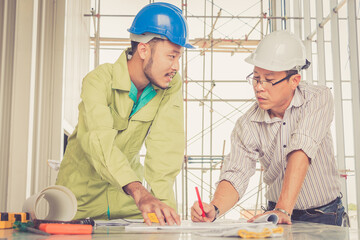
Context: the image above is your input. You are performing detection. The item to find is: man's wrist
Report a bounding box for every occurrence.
[123,181,146,202]
[212,204,220,222]
[274,207,291,217]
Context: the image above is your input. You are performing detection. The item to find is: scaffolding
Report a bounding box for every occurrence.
[87,0,360,228]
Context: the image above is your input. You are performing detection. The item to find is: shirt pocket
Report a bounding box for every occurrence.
[109,107,128,131]
[127,107,158,153]
[130,105,158,122]
[172,102,181,109]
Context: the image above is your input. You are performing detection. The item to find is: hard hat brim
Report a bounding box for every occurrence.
[184,43,195,49]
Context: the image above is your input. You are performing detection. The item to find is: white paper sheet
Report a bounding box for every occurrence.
[125,214,278,232]
[253,213,278,224]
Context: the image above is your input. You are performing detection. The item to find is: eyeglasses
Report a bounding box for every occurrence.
[246,72,295,88]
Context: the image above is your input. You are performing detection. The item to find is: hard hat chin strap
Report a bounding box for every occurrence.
[292,59,311,72]
[301,59,311,70]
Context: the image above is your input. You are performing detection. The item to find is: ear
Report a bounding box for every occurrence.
[137,42,151,60]
[290,74,301,89]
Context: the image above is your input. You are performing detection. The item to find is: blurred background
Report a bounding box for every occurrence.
[1,0,360,229]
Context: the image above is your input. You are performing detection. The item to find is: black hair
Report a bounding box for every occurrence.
[131,41,140,54]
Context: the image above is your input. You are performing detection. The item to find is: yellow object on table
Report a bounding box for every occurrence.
[238,226,284,239]
[0,212,30,229]
[147,213,159,223]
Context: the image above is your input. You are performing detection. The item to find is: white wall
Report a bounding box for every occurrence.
[63,1,91,134]
[0,0,90,213]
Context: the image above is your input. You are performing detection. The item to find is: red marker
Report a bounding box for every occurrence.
[195,187,206,217]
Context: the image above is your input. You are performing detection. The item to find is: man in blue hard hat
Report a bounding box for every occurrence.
[56,2,194,226]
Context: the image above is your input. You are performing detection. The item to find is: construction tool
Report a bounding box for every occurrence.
[39,223,93,235]
[13,221,50,236]
[0,212,30,229]
[147,213,160,223]
[32,218,95,228]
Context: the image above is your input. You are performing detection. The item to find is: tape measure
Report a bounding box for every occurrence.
[147,213,160,223]
[0,212,30,229]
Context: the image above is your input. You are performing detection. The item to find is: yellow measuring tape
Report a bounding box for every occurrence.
[238,226,284,239]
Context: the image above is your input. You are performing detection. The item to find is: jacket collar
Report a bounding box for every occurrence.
[112,49,132,91]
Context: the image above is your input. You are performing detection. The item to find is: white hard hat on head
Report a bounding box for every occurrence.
[245,30,310,72]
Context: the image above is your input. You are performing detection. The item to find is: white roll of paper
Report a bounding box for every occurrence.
[22,185,77,221]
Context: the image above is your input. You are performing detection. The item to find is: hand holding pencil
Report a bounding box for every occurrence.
[191,187,217,222]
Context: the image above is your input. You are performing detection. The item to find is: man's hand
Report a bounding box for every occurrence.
[190,181,238,223]
[191,201,216,222]
[123,182,180,226]
[247,210,292,224]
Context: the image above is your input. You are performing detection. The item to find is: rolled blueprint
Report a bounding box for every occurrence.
[22,185,77,221]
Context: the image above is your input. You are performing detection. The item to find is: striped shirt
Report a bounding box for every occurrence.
[219,82,341,210]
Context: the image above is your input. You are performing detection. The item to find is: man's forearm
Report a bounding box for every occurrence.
[276,150,310,214]
[123,181,180,225]
[210,180,239,216]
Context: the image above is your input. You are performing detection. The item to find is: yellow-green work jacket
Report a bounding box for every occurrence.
[56,50,184,220]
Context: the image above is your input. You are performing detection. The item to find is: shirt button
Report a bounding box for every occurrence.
[283,145,287,148]
[283,122,286,125]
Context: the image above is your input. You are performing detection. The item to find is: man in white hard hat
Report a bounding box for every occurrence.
[191,30,349,226]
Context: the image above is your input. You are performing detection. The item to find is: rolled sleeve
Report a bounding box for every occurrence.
[285,87,334,161]
[286,133,318,160]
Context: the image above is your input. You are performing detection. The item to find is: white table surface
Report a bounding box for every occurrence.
[0,221,357,240]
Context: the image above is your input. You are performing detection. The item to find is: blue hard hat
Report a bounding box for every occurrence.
[128,2,194,49]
